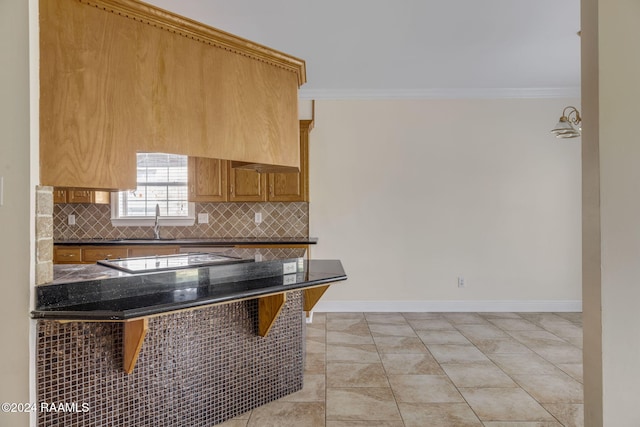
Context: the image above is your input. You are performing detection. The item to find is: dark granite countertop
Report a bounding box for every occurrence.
[50,248,255,284]
[54,237,318,246]
[33,257,346,321]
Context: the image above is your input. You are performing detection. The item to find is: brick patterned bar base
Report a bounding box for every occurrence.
[37,291,304,427]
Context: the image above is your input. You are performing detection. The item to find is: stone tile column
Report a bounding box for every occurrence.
[35,186,53,285]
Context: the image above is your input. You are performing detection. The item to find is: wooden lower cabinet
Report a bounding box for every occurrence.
[54,245,179,264]
[82,247,130,263]
[53,247,82,264]
[53,244,308,264]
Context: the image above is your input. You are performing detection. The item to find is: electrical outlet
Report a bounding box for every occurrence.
[254,212,262,224]
[283,261,297,274]
[458,276,465,288]
[283,274,297,285]
[197,213,209,224]
[68,214,76,226]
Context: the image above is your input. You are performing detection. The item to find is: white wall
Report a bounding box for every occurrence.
[582,0,640,424]
[310,98,582,311]
[0,0,32,425]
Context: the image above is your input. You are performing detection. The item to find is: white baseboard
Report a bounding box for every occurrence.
[313,300,582,313]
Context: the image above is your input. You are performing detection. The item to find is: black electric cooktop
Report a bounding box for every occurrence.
[97,253,252,273]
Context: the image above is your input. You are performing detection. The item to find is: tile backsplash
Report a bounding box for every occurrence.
[54,202,309,240]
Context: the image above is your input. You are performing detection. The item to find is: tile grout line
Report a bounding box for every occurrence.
[403,312,488,427]
[449,313,579,426]
[364,314,407,427]
[301,312,583,427]
[471,317,561,425]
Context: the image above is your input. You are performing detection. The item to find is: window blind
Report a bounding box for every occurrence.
[118,153,189,217]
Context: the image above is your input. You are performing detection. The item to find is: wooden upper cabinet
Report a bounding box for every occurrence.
[40,0,139,190]
[229,168,268,202]
[39,0,305,190]
[66,190,93,204]
[268,120,312,202]
[53,188,111,204]
[190,120,312,203]
[53,188,68,204]
[188,157,228,202]
[67,189,110,204]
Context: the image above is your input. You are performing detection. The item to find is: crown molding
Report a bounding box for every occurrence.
[299,87,580,100]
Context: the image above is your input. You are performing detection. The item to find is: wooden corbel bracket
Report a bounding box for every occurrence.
[123,318,148,374]
[258,293,286,337]
[303,285,330,312]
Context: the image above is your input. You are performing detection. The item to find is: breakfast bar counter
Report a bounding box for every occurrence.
[33,253,346,427]
[33,257,346,320]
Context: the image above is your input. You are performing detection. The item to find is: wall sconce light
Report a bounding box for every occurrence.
[551,106,582,139]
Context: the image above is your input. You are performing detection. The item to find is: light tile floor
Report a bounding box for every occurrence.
[219,312,584,427]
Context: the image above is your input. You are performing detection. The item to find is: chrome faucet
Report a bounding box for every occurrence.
[153,203,161,239]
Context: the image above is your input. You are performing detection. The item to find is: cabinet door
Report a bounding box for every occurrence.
[82,247,129,262]
[188,157,228,202]
[53,246,82,264]
[268,173,302,202]
[228,168,268,202]
[267,120,311,202]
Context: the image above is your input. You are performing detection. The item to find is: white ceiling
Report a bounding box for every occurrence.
[145,0,581,99]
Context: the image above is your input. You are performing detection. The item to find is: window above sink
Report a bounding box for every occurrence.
[111,153,195,227]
